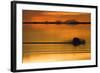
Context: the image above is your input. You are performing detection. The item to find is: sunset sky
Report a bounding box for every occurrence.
[22,10,91,63]
[23,10,91,42]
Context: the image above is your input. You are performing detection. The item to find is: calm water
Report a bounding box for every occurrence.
[23,42,90,63]
[23,23,91,63]
[22,10,91,63]
[23,43,90,54]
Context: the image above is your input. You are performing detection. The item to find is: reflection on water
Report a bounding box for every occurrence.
[23,24,91,63]
[23,53,90,63]
[23,42,91,63]
[23,25,91,63]
[23,43,90,53]
[22,10,91,63]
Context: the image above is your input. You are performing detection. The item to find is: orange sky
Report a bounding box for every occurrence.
[23,10,90,22]
[22,10,91,63]
[23,10,91,42]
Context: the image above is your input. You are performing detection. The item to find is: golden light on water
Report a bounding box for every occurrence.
[22,10,91,63]
[23,53,91,63]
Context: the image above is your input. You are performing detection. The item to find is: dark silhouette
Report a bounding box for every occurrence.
[23,37,85,46]
[64,20,78,25]
[23,20,90,25]
[72,37,85,46]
